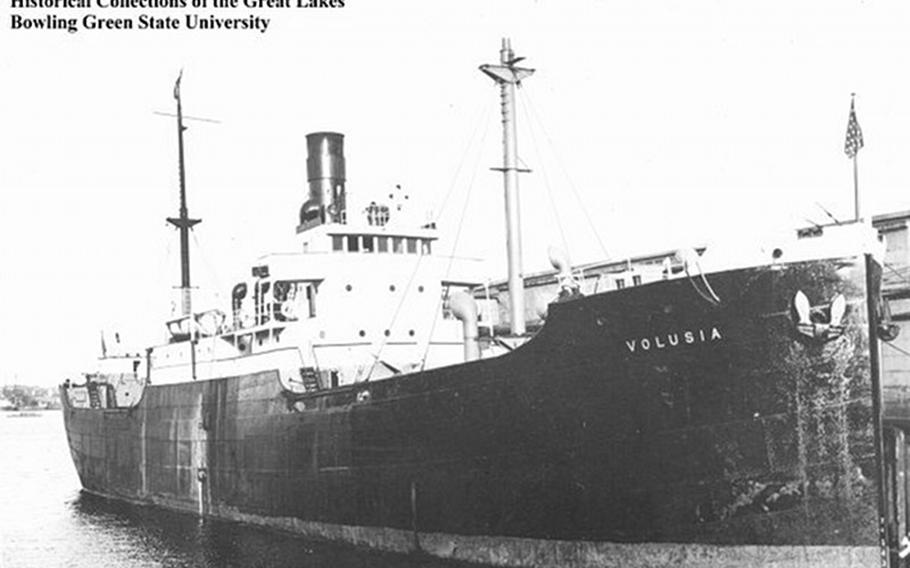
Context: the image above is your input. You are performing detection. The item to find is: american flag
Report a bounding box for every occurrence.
[844,97,864,158]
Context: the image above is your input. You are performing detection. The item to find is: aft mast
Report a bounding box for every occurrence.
[480,38,535,335]
[166,71,202,318]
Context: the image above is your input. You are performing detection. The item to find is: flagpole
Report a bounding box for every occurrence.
[844,92,864,223]
[853,153,859,221]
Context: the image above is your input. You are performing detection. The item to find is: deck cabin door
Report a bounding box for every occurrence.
[885,427,909,566]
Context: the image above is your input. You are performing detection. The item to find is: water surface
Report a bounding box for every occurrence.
[0,411,469,568]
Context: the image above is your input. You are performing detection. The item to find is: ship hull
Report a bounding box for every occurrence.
[62,254,886,567]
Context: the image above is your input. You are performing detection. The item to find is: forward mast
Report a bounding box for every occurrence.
[480,38,535,336]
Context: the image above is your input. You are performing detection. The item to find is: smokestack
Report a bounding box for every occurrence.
[298,132,346,232]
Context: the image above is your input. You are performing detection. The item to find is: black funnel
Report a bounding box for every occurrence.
[298,132,346,232]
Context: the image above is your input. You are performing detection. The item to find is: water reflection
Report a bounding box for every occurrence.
[68,492,315,567]
[67,492,465,568]
[0,414,470,568]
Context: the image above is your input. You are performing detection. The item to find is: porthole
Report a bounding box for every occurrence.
[418,285,424,293]
[359,330,366,337]
[389,284,396,292]
[346,284,353,292]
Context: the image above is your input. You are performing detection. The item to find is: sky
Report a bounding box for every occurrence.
[1,0,909,385]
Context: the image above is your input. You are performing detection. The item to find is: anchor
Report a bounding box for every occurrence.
[793,290,846,341]
[899,535,910,560]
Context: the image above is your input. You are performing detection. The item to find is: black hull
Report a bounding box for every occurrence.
[62,255,885,567]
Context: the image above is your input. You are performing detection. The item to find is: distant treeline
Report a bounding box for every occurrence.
[1,385,61,410]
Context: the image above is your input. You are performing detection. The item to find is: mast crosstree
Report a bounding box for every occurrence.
[480,38,535,336]
[165,70,202,318]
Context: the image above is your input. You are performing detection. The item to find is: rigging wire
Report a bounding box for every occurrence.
[431,102,492,225]
[362,105,492,379]
[801,201,910,290]
[517,91,571,260]
[363,253,428,382]
[191,230,225,306]
[884,262,910,289]
[521,89,611,261]
[815,202,842,225]
[190,230,225,375]
[116,218,174,350]
[418,111,493,370]
[160,219,178,318]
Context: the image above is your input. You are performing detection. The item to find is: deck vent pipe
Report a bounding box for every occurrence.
[548,246,572,281]
[449,292,480,362]
[549,245,581,300]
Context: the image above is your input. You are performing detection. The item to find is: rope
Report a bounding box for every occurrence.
[521,89,611,261]
[697,270,722,305]
[883,340,910,359]
[684,257,721,306]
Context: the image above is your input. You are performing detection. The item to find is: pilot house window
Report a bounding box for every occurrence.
[334,234,430,256]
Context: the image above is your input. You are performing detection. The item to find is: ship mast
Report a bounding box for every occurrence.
[480,38,535,336]
[166,71,202,318]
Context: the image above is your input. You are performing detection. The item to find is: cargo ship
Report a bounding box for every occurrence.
[61,40,908,567]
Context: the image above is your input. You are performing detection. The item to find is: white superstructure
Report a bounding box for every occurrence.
[146,132,485,390]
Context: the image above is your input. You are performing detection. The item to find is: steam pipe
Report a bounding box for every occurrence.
[449,292,480,362]
[548,245,573,282]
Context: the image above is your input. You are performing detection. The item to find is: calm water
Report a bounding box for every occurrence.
[0,411,468,568]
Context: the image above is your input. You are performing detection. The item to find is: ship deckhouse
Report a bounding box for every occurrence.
[148,132,486,389]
